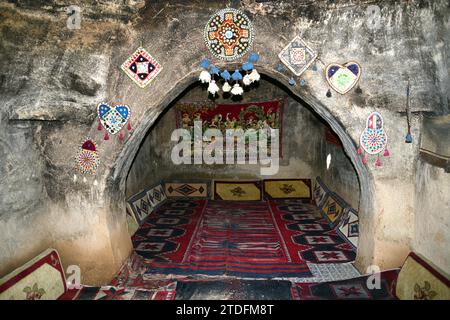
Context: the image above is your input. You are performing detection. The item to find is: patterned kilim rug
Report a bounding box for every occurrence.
[144,200,312,279]
[61,285,176,300]
[291,270,399,300]
[132,199,207,262]
[269,199,356,264]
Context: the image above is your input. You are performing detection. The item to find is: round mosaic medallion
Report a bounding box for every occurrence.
[360,128,387,155]
[76,139,100,174]
[359,112,387,155]
[204,8,254,61]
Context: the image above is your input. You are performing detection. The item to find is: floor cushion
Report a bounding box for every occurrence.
[0,249,67,300]
[396,252,450,300]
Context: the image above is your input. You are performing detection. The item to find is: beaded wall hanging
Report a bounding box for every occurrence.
[204,8,254,61]
[121,47,162,88]
[76,138,100,174]
[278,36,317,77]
[198,53,260,97]
[97,103,132,141]
[325,61,361,95]
[358,111,390,167]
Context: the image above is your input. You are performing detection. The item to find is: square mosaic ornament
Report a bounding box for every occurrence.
[121,47,162,88]
[278,36,317,76]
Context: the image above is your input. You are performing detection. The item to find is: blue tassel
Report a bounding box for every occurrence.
[231,69,243,81]
[405,132,413,143]
[248,52,260,63]
[209,65,219,75]
[288,78,296,86]
[220,69,231,81]
[242,62,253,71]
[200,59,210,69]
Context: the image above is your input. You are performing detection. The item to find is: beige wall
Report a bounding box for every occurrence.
[414,160,450,275]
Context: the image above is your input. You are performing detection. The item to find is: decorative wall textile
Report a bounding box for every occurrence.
[358,111,389,167]
[278,35,317,76]
[0,249,66,300]
[198,55,261,98]
[325,61,361,94]
[97,103,132,141]
[76,138,100,174]
[291,270,399,300]
[127,189,155,225]
[144,200,312,278]
[313,176,329,209]
[164,182,209,198]
[320,192,348,228]
[147,184,167,207]
[337,208,359,249]
[214,181,262,201]
[121,47,162,88]
[204,8,254,61]
[175,99,284,158]
[396,252,450,300]
[263,179,311,200]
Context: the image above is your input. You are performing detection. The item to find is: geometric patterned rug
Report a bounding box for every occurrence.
[291,270,399,300]
[132,199,207,262]
[61,285,176,300]
[269,199,356,264]
[144,200,312,279]
[131,198,359,280]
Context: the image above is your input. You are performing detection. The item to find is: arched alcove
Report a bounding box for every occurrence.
[107,67,376,273]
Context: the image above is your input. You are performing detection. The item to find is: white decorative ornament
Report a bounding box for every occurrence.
[222,82,231,92]
[207,80,220,95]
[199,70,211,84]
[231,83,243,96]
[243,74,252,86]
[249,69,260,82]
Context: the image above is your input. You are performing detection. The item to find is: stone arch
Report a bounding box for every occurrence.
[106,66,376,272]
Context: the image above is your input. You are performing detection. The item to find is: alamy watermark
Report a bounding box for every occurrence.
[66,5,82,30]
[171,121,280,175]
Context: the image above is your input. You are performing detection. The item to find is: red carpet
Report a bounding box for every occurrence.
[291,270,399,300]
[139,200,312,278]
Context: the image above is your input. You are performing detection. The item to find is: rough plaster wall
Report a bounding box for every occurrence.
[0,1,136,284]
[0,0,448,283]
[414,161,450,275]
[126,80,338,197]
[321,142,361,210]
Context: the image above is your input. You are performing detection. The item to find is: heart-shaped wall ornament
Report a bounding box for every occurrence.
[325,61,361,94]
[97,103,130,135]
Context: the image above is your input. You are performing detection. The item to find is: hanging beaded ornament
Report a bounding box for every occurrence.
[358,111,389,167]
[97,102,133,142]
[76,138,100,174]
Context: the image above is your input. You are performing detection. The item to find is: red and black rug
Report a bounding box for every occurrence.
[133,199,356,279]
[291,270,399,300]
[269,199,356,263]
